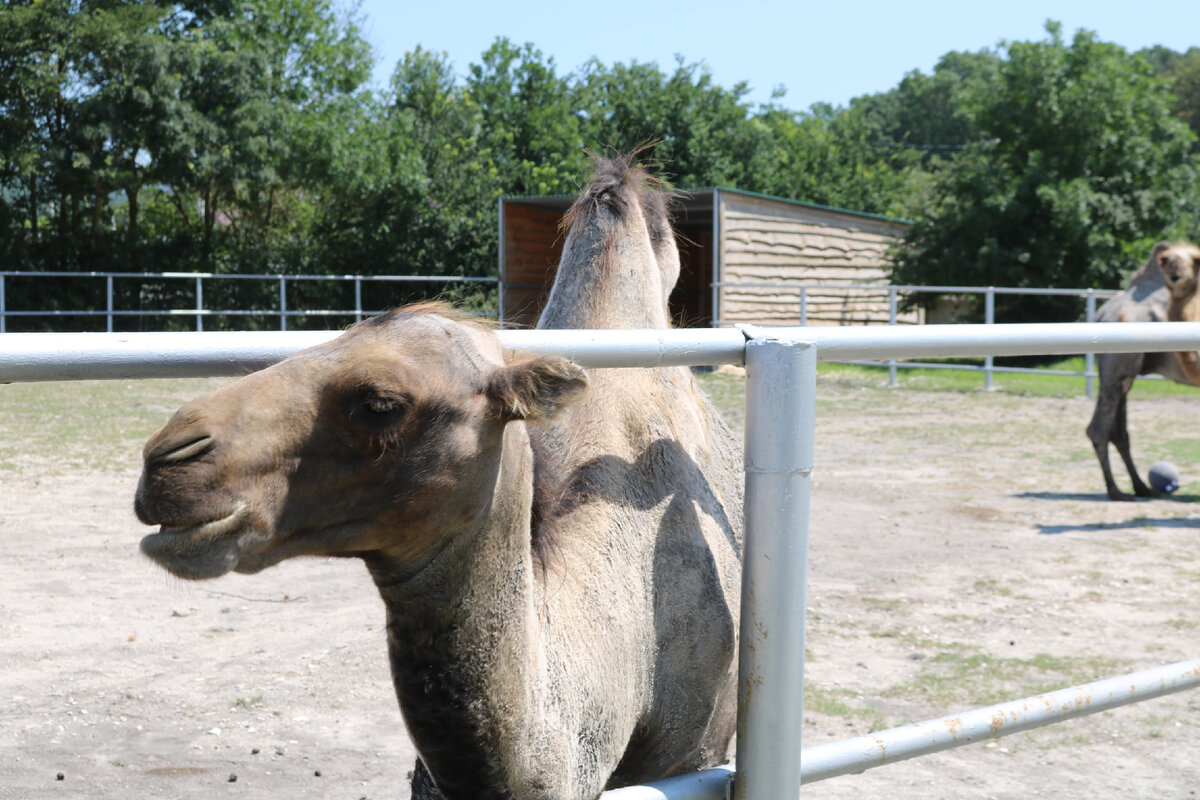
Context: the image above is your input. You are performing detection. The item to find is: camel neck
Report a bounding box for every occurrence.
[538,214,671,331]
[365,426,548,800]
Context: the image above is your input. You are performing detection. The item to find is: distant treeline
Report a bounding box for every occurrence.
[4,3,1200,324]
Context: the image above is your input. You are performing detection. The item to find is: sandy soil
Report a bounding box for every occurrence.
[1,372,1197,799]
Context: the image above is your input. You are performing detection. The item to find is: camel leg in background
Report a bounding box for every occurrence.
[1087,370,1141,502]
[1112,392,1157,498]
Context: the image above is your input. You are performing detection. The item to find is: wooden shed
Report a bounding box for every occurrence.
[499,187,916,328]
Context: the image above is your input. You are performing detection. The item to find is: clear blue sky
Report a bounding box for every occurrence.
[350,0,1200,111]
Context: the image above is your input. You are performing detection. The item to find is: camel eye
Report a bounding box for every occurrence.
[361,390,408,418]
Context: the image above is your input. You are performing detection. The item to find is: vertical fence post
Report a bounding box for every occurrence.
[279,276,288,332]
[1085,290,1097,398]
[984,287,995,391]
[355,277,363,323]
[1,274,6,334]
[735,337,815,800]
[196,276,204,332]
[800,287,808,326]
[106,275,114,333]
[888,287,898,387]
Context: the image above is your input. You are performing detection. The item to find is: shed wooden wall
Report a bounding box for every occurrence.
[501,203,716,328]
[501,203,563,327]
[718,193,919,326]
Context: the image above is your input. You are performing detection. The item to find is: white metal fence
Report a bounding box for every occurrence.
[717,282,1125,395]
[4,272,1131,395]
[2,321,1198,799]
[0,270,499,333]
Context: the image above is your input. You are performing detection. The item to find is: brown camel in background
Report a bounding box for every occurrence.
[1087,241,1200,500]
[135,155,743,799]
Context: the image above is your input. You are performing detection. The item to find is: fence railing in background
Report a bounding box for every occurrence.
[715,282,1122,396]
[0,274,1148,396]
[0,271,499,333]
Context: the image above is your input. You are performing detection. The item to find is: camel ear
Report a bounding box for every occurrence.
[487,356,588,421]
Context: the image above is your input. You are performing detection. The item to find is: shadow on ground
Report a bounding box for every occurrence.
[1035,516,1200,535]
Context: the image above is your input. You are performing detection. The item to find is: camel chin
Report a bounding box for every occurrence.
[139,505,267,580]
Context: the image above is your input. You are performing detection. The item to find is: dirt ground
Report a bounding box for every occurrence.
[1,371,1198,799]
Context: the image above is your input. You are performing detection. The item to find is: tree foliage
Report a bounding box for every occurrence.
[3,9,1200,327]
[892,23,1200,322]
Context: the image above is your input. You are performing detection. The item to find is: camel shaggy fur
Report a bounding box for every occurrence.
[1087,241,1200,500]
[135,155,743,799]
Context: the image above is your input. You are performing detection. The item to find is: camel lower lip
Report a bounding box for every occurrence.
[153,507,247,541]
[139,504,256,580]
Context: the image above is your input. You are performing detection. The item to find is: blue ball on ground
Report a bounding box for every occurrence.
[1148,461,1180,494]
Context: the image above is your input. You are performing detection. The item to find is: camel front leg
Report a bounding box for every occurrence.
[1112,394,1157,498]
[1086,381,1140,501]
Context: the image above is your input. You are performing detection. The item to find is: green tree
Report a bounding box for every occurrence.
[0,0,76,267]
[73,2,180,265]
[159,0,373,270]
[751,102,918,217]
[1164,48,1200,140]
[467,38,585,196]
[852,49,1000,158]
[892,23,1200,322]
[306,46,502,293]
[574,57,763,188]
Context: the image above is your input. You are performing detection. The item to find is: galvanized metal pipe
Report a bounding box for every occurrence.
[0,331,340,381]
[195,276,204,332]
[599,764,735,800]
[8,322,1200,382]
[741,321,1200,362]
[1085,290,1098,398]
[800,657,1200,784]
[600,658,1200,798]
[887,288,898,387]
[984,287,995,391]
[0,329,752,381]
[735,338,816,800]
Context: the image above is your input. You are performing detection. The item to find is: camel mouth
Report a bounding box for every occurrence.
[155,506,247,540]
[139,504,262,580]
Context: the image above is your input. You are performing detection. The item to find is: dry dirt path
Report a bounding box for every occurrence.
[1,373,1197,799]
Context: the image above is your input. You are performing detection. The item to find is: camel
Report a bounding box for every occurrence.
[1087,240,1200,500]
[134,154,743,800]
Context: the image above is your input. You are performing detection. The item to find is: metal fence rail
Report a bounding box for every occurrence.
[0,270,499,333]
[716,282,1123,395]
[0,272,1151,395]
[2,322,1198,799]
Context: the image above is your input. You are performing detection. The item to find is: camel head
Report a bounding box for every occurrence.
[1157,241,1200,300]
[135,305,587,580]
[547,155,680,328]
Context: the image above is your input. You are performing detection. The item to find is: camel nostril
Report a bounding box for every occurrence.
[148,435,214,465]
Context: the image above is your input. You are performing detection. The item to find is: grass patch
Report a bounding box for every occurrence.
[0,377,227,473]
[861,596,907,613]
[1156,438,1200,466]
[808,359,1200,399]
[804,683,889,732]
[973,578,1015,597]
[884,650,1129,709]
